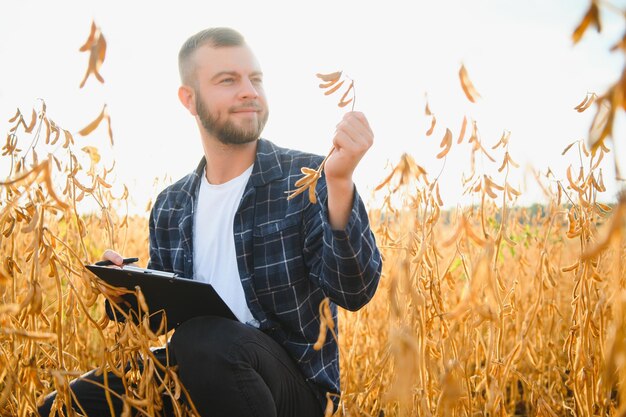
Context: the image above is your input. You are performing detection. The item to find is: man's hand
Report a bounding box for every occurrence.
[100,249,132,268]
[324,112,374,183]
[96,249,133,303]
[324,112,374,230]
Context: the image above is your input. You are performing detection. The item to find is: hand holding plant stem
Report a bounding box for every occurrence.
[287,71,356,204]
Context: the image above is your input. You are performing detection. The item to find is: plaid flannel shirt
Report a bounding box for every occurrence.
[147,138,382,404]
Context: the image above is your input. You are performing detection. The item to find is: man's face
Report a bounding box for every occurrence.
[190,44,269,145]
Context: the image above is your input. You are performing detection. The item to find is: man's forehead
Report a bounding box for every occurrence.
[193,44,262,74]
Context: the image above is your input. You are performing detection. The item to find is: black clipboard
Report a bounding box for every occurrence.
[86,264,237,331]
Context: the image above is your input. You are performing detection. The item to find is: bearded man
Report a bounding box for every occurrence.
[39,27,382,417]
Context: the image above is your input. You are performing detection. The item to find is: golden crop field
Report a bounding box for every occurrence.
[1,3,626,417]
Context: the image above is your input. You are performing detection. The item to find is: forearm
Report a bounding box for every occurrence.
[305,184,383,311]
[323,111,373,231]
[326,177,354,230]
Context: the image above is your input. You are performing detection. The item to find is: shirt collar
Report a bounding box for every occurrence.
[185,138,283,197]
[249,138,284,187]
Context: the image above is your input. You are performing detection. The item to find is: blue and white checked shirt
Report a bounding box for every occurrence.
[147,138,382,403]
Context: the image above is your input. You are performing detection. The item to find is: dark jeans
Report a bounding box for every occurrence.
[38,316,324,417]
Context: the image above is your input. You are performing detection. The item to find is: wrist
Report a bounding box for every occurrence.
[325,176,354,230]
[325,175,353,193]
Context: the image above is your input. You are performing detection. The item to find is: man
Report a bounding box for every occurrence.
[39,27,381,417]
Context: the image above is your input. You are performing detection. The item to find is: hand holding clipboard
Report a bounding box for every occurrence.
[94,251,140,302]
[94,257,139,267]
[86,258,237,331]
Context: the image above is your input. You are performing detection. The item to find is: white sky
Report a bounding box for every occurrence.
[1,0,625,214]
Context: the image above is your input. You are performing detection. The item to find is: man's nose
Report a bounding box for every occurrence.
[239,78,259,99]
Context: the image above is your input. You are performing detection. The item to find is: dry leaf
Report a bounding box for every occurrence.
[562,140,578,156]
[457,116,467,144]
[436,129,452,159]
[24,109,37,133]
[105,113,114,146]
[469,120,478,143]
[43,117,51,144]
[338,80,354,108]
[459,64,481,103]
[316,71,342,83]
[374,153,427,192]
[47,156,61,176]
[498,152,519,172]
[317,71,341,89]
[49,121,60,146]
[591,147,606,170]
[317,71,355,109]
[8,109,20,123]
[79,21,98,52]
[324,394,334,417]
[506,182,521,198]
[292,71,358,204]
[63,129,74,148]
[79,105,108,136]
[610,31,626,52]
[79,21,107,88]
[426,116,436,136]
[566,165,583,192]
[492,130,510,150]
[485,175,504,192]
[120,184,129,200]
[287,149,334,204]
[324,79,345,96]
[582,194,625,260]
[435,182,443,206]
[97,176,112,188]
[582,141,590,157]
[574,92,597,112]
[572,3,601,44]
[588,98,613,155]
[82,146,101,165]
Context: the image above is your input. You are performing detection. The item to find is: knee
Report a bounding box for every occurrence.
[37,399,53,417]
[171,316,246,365]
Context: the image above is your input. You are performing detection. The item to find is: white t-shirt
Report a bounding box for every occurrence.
[193,165,257,326]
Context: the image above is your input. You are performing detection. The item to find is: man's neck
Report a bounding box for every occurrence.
[201,136,257,185]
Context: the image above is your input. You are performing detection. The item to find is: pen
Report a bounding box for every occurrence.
[94,257,139,267]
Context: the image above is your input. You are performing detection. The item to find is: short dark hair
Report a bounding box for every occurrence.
[178,27,246,85]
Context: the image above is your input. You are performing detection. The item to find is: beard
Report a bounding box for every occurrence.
[195,93,268,146]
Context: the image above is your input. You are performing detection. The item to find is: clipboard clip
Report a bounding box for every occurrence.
[122,265,178,279]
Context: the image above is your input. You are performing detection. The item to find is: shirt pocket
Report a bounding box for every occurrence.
[252,215,307,294]
[256,278,323,342]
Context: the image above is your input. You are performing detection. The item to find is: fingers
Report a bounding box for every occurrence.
[102,249,124,267]
[98,250,128,303]
[343,111,372,133]
[325,112,374,182]
[333,112,373,152]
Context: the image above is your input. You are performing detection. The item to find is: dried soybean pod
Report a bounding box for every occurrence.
[322,298,334,330]
[136,286,149,314]
[337,81,354,108]
[324,79,345,96]
[313,320,327,351]
[324,394,334,417]
[316,71,342,82]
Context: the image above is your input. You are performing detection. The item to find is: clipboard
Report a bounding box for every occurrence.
[86,264,237,331]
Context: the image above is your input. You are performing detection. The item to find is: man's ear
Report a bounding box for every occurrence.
[178,85,197,116]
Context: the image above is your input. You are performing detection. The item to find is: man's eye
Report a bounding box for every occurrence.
[220,78,235,84]
[251,77,263,84]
